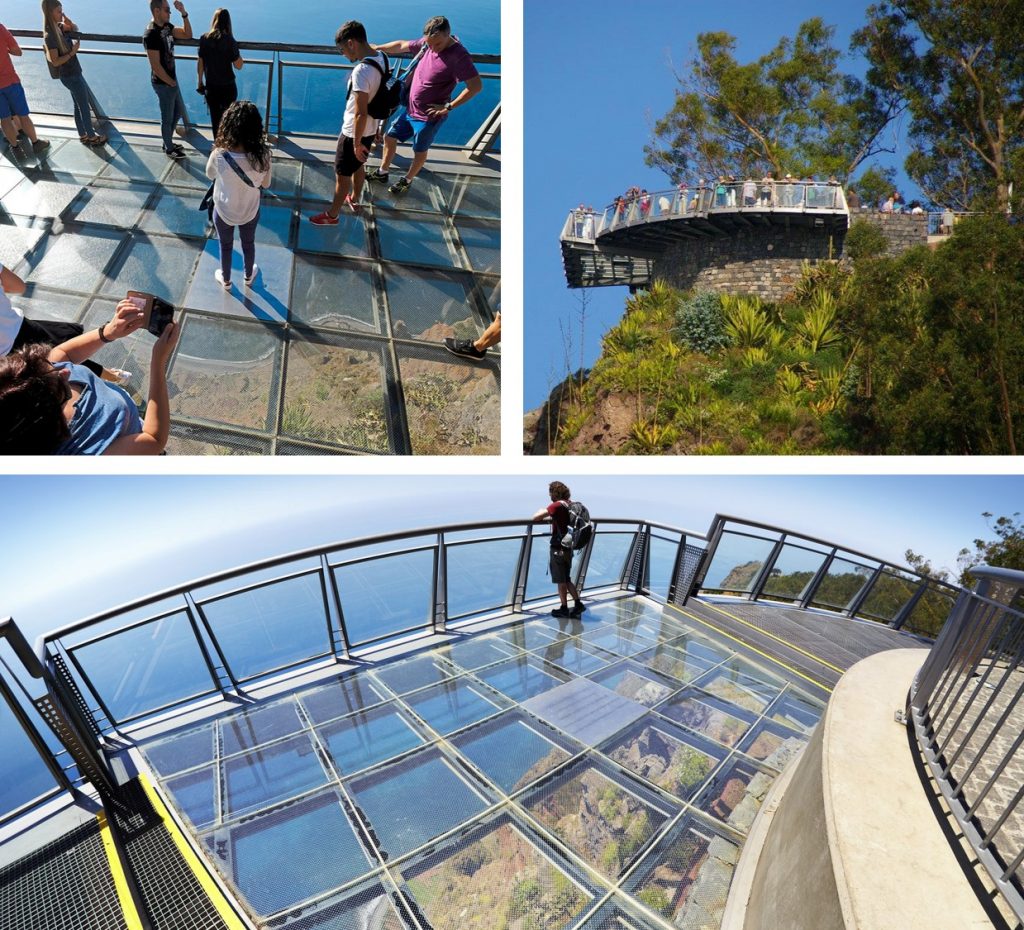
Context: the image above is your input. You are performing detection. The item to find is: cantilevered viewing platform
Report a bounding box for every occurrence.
[560,181,848,290]
[4,513,1021,930]
[2,31,501,455]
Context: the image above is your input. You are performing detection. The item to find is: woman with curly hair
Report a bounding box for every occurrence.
[197,8,243,139]
[205,99,271,289]
[41,0,105,145]
[0,300,178,455]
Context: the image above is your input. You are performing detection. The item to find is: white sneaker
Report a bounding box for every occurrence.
[110,369,133,385]
[215,269,231,290]
[244,263,259,287]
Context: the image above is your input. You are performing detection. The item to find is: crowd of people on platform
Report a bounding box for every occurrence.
[0,9,496,454]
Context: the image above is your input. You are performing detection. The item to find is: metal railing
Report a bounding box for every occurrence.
[697,515,960,637]
[910,565,1024,922]
[8,29,500,151]
[561,180,848,243]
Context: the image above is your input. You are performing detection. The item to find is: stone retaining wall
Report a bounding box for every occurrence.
[852,211,929,254]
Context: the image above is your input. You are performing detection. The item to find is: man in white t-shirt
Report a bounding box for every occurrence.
[311,21,385,225]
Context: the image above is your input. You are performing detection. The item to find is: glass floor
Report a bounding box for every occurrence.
[140,596,824,930]
[0,135,500,455]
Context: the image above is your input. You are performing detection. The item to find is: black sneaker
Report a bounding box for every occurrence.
[166,144,187,160]
[570,601,586,617]
[388,176,411,195]
[367,167,389,184]
[551,606,571,618]
[444,337,486,361]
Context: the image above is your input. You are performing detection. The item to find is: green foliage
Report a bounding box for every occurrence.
[787,259,852,305]
[850,165,897,211]
[958,513,1024,586]
[844,219,888,263]
[674,291,728,354]
[721,294,778,348]
[793,290,843,353]
[645,18,898,182]
[637,886,673,918]
[630,419,679,453]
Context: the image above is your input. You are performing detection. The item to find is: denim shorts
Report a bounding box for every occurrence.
[0,82,29,120]
[385,109,445,153]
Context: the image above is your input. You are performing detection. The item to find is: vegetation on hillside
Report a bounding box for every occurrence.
[551,216,1024,455]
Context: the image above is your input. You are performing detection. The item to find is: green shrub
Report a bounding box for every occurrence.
[845,220,889,263]
[673,291,728,354]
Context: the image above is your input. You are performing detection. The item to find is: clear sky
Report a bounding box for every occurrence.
[2,474,1016,642]
[524,0,920,411]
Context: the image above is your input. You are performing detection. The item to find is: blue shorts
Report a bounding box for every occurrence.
[0,83,29,120]
[385,109,445,153]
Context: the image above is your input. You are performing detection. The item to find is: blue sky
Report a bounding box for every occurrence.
[1,475,1016,641]
[524,0,920,410]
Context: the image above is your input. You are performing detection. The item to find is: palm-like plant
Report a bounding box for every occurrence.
[793,289,844,353]
[722,294,780,348]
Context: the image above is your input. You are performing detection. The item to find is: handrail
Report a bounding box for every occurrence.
[909,565,1024,923]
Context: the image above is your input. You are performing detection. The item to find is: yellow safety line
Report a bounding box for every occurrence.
[138,774,248,930]
[690,598,847,675]
[665,601,833,693]
[96,810,145,930]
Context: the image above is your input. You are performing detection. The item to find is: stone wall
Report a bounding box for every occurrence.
[852,211,929,254]
[651,213,928,300]
[653,226,846,301]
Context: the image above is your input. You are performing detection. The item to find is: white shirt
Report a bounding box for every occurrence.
[342,52,385,139]
[0,262,25,356]
[205,150,272,227]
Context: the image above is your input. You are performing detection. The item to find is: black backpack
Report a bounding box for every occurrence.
[352,54,400,122]
[558,500,593,551]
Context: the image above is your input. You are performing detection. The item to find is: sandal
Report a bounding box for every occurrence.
[89,134,108,146]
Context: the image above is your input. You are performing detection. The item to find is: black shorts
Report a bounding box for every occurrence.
[11,318,103,377]
[334,134,375,178]
[550,546,574,584]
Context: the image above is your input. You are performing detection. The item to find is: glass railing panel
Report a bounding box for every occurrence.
[809,556,875,611]
[0,696,60,819]
[523,529,584,604]
[702,531,778,594]
[71,611,217,723]
[198,573,332,681]
[761,543,830,601]
[902,587,957,639]
[648,533,682,601]
[584,530,635,589]
[332,549,435,647]
[446,537,521,619]
[856,570,919,623]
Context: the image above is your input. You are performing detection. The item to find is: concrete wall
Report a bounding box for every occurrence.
[651,213,928,301]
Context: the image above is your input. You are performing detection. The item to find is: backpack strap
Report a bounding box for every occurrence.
[221,151,256,189]
[347,52,390,96]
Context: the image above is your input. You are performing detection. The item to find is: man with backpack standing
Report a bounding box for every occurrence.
[532,481,589,619]
[311,21,389,224]
[367,15,481,196]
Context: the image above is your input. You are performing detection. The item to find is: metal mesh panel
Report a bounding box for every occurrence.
[0,820,129,930]
[52,654,103,738]
[110,780,232,930]
[671,543,707,605]
[33,694,114,797]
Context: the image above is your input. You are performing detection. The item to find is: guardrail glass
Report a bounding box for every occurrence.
[0,686,63,819]
[856,569,919,623]
[648,529,683,601]
[911,566,1024,923]
[582,528,635,589]
[761,543,830,601]
[445,535,521,620]
[901,586,958,639]
[810,556,875,611]
[702,530,778,594]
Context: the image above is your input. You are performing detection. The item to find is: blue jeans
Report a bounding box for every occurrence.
[60,72,95,137]
[153,81,184,151]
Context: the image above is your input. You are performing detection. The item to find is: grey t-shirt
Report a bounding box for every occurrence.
[44,29,82,79]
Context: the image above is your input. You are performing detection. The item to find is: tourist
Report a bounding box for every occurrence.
[639,189,651,215]
[940,207,954,234]
[894,191,906,213]
[845,187,861,211]
[573,202,586,237]
[197,8,243,139]
[206,100,271,289]
[677,182,688,213]
[582,207,595,238]
[910,200,924,215]
[532,481,585,618]
[760,172,774,207]
[1,261,127,383]
[0,22,50,157]
[0,300,178,455]
[41,1,105,146]
[368,15,482,196]
[726,175,737,207]
[310,21,385,225]
[443,310,499,362]
[880,194,894,213]
[742,177,756,207]
[144,0,192,160]
[715,176,727,208]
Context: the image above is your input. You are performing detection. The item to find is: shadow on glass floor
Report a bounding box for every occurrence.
[0,137,500,455]
[140,595,825,929]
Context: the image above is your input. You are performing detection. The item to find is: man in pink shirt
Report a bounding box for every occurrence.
[0,23,50,157]
[369,15,481,195]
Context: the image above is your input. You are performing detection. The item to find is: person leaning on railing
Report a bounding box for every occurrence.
[0,22,50,157]
[0,301,179,455]
[197,7,243,140]
[41,0,106,146]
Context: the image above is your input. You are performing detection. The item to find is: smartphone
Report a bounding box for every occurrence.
[127,290,175,337]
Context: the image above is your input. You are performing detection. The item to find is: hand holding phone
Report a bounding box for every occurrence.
[126,290,176,337]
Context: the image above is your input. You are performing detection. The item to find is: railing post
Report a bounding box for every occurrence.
[433,533,447,634]
[845,564,885,618]
[184,592,238,693]
[322,554,351,659]
[890,579,929,631]
[798,549,836,609]
[748,535,787,602]
[512,528,533,612]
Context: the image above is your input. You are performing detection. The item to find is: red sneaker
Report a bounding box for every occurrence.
[344,194,362,214]
[310,210,339,226]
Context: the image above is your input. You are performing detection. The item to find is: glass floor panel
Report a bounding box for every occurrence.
[141,594,824,928]
[0,135,499,455]
[345,747,489,860]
